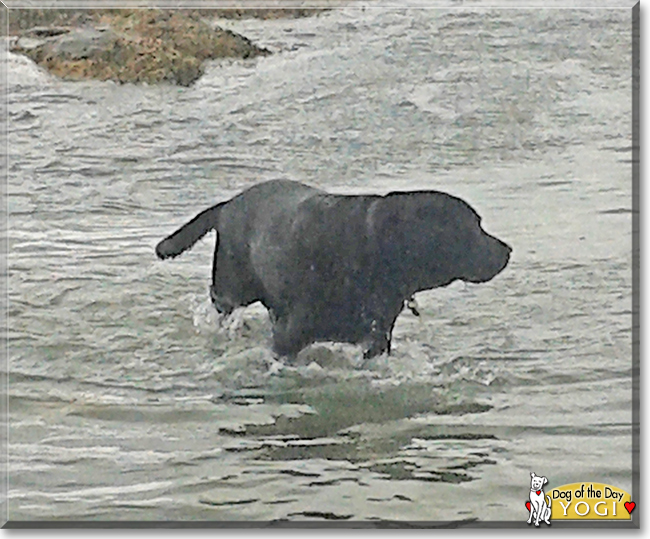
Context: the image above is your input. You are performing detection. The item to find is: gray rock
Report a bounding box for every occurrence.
[40,27,119,60]
[10,12,271,86]
[24,26,70,38]
[14,36,45,51]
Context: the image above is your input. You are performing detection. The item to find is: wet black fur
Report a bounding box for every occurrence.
[156,180,511,359]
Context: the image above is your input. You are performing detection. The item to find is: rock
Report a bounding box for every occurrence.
[23,26,71,38]
[39,27,119,61]
[10,10,271,86]
[13,36,45,51]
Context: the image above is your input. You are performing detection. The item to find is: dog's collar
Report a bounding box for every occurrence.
[531,488,543,494]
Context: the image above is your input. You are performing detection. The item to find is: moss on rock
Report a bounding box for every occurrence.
[10,9,271,86]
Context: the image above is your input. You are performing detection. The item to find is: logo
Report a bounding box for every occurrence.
[526,472,552,526]
[524,475,636,523]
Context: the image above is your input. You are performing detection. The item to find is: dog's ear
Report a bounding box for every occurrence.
[530,472,536,478]
[543,477,548,485]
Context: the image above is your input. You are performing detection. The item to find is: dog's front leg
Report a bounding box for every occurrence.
[527,505,534,524]
[534,503,541,527]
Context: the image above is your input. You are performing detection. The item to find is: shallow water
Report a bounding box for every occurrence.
[6,5,634,523]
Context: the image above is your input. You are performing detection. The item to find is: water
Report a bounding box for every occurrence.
[6,5,634,523]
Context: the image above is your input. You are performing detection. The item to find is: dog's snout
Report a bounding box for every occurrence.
[499,239,512,255]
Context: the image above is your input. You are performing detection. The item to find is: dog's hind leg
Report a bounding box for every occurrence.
[267,304,314,361]
[210,237,236,316]
[210,285,234,316]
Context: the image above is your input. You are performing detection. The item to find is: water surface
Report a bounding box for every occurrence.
[7,5,633,523]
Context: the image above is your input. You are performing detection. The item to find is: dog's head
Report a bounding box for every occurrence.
[376,191,511,290]
[530,472,548,491]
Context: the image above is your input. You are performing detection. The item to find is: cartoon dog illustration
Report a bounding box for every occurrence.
[527,472,552,526]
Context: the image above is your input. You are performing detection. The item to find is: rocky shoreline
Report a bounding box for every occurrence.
[9,9,321,86]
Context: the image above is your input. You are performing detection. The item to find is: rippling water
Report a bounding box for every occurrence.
[6,5,634,523]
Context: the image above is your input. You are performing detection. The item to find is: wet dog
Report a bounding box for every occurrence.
[528,472,552,526]
[156,180,511,359]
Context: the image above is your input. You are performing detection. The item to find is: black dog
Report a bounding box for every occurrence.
[156,180,511,359]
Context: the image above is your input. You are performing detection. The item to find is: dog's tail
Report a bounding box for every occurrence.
[546,495,552,511]
[155,202,225,260]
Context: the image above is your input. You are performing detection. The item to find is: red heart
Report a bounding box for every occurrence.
[624,502,636,514]
[536,490,541,495]
[526,501,531,511]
